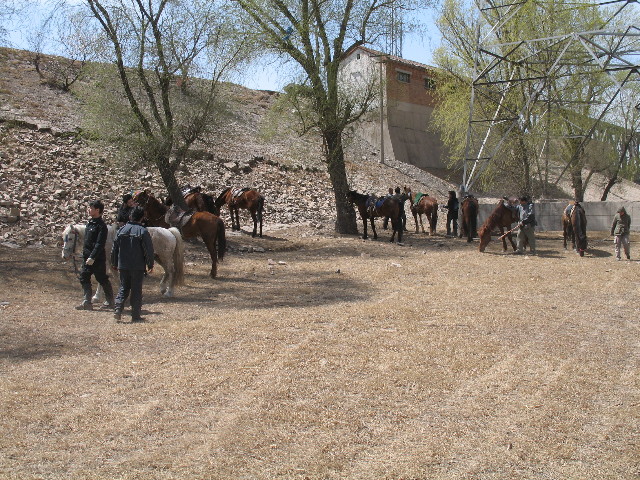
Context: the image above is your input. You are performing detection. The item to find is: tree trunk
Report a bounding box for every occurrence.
[156,156,188,210]
[571,167,584,202]
[323,130,358,234]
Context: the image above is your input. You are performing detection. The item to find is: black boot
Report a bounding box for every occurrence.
[75,284,93,310]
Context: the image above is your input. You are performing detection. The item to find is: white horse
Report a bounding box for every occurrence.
[62,224,185,299]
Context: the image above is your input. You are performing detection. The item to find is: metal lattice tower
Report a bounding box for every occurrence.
[461,0,640,194]
[384,3,404,57]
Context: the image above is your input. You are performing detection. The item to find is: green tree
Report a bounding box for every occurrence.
[432,0,638,200]
[82,0,249,207]
[234,0,430,234]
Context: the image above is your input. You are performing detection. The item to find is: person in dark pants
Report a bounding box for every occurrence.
[76,199,115,311]
[443,190,459,237]
[116,193,135,228]
[111,206,154,323]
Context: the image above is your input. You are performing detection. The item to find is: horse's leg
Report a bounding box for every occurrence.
[92,284,104,304]
[508,232,517,251]
[156,256,168,296]
[413,210,419,233]
[361,217,368,239]
[370,217,378,240]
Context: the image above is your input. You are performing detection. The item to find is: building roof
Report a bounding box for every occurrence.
[346,45,438,74]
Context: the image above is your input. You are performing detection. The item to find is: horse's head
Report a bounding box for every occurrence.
[478,224,491,252]
[61,224,79,260]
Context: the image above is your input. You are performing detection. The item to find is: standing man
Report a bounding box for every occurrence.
[444,190,459,237]
[611,206,631,261]
[516,195,536,254]
[116,193,135,228]
[76,200,115,311]
[111,206,154,323]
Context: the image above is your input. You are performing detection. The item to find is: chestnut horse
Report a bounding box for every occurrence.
[133,190,226,278]
[478,198,519,252]
[562,203,588,256]
[185,191,218,215]
[459,195,479,243]
[214,187,264,237]
[347,190,403,243]
[404,187,438,235]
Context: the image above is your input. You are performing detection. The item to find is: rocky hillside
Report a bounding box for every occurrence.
[0,47,459,247]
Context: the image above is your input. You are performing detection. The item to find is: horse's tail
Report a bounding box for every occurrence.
[431,201,438,232]
[217,217,226,261]
[257,195,264,223]
[168,227,185,286]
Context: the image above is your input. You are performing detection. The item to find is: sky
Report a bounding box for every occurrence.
[4,2,442,92]
[239,10,441,91]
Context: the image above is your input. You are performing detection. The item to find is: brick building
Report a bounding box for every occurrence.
[341,46,446,170]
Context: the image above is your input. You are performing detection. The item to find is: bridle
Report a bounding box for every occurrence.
[134,191,166,225]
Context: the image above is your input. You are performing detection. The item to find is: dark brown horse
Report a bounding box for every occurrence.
[133,190,226,278]
[347,190,403,243]
[478,198,519,252]
[214,187,264,237]
[460,195,479,243]
[562,203,588,256]
[404,187,438,235]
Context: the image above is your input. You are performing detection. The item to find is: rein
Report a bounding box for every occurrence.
[64,224,81,276]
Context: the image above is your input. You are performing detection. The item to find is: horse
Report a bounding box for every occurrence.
[347,190,403,243]
[214,187,265,237]
[184,190,218,215]
[460,195,479,243]
[404,187,438,235]
[62,224,185,298]
[133,190,225,278]
[563,203,588,256]
[478,198,519,252]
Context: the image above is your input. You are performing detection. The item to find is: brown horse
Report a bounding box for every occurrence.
[478,198,519,252]
[133,190,226,278]
[562,203,588,256]
[214,187,264,237]
[460,195,479,243]
[185,190,218,215]
[347,190,403,243]
[404,187,438,235]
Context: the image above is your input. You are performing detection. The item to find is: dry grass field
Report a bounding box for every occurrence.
[1,226,639,480]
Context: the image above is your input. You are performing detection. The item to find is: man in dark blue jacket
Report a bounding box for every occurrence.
[111,206,154,323]
[76,200,115,311]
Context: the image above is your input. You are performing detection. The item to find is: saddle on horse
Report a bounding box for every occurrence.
[165,205,195,230]
[181,184,202,197]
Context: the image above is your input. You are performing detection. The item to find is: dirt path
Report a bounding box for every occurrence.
[1,228,638,479]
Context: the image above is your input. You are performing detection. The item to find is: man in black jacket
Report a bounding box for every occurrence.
[111,206,154,323]
[76,200,115,311]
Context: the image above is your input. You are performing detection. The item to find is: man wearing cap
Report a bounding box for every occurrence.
[611,206,631,261]
[516,195,536,254]
[116,193,135,229]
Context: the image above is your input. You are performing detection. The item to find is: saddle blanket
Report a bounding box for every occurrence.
[165,206,194,230]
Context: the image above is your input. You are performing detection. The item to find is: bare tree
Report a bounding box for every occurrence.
[82,0,250,207]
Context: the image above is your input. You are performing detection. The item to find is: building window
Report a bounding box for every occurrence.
[424,77,436,90]
[397,71,410,83]
[356,53,361,60]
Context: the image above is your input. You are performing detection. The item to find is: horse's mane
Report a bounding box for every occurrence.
[478,200,505,233]
[348,190,370,203]
[215,187,232,206]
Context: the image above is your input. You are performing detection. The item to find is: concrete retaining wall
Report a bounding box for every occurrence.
[477,201,639,232]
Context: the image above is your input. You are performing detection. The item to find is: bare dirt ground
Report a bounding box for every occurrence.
[1,226,639,480]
